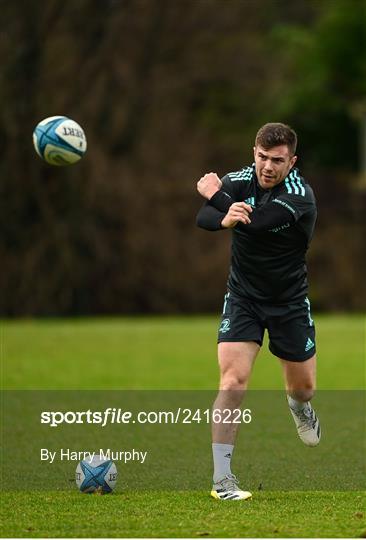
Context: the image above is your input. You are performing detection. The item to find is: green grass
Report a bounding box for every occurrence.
[1,491,365,538]
[1,315,365,538]
[2,314,365,389]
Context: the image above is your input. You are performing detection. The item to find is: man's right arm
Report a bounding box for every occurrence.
[196,202,226,231]
[196,172,252,231]
[196,198,252,231]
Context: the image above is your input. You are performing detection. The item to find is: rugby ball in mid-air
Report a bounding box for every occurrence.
[33,116,87,166]
[76,455,117,494]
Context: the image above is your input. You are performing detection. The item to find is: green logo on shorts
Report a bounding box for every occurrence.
[219,318,231,333]
[305,337,314,352]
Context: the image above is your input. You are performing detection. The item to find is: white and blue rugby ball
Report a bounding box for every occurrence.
[75,455,117,494]
[33,116,87,166]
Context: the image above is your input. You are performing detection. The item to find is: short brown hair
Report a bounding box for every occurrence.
[255,123,297,156]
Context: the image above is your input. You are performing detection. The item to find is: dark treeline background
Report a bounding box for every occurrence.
[1,0,365,315]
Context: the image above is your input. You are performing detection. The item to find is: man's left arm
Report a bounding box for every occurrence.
[196,172,313,232]
[242,201,295,232]
[244,194,315,232]
[200,180,295,232]
[208,191,313,233]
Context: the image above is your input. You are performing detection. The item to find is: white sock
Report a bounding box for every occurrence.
[288,395,307,411]
[212,443,234,483]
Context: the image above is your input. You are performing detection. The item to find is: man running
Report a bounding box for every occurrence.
[196,123,320,501]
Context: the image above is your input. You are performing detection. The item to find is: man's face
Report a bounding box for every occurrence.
[253,144,297,189]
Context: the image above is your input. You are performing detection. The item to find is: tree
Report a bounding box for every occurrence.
[269,0,366,171]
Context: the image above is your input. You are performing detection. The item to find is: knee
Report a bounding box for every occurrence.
[288,384,315,402]
[220,368,250,391]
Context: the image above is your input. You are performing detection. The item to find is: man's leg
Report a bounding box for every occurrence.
[213,341,260,443]
[281,353,316,401]
[280,354,320,446]
[211,341,260,500]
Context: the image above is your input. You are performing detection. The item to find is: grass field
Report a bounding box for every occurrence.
[1,314,365,538]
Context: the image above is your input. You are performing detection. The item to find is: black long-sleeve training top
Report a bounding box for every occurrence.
[196,164,317,304]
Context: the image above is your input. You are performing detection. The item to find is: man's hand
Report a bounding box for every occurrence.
[197,172,222,200]
[221,202,253,228]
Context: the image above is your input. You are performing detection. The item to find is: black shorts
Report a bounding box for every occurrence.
[217,291,316,362]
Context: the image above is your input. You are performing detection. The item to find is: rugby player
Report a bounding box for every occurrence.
[196,123,320,501]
